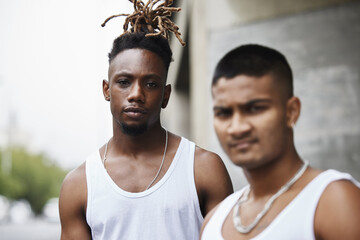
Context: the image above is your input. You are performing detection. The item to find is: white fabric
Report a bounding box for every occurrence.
[86,137,203,240]
[202,169,360,240]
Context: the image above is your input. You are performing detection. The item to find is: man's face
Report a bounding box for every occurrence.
[105,48,170,136]
[212,74,290,169]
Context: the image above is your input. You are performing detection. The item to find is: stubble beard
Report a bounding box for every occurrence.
[121,123,148,136]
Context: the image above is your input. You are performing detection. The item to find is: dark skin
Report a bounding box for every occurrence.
[59,48,233,239]
[200,73,360,240]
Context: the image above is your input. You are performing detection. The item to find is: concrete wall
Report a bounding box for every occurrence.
[165,0,360,190]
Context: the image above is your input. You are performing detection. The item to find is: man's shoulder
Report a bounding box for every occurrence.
[319,169,360,203]
[192,145,234,216]
[312,169,359,190]
[66,149,100,181]
[314,169,360,239]
[194,145,222,162]
[62,162,87,191]
[193,146,227,177]
[174,134,222,164]
[59,162,88,210]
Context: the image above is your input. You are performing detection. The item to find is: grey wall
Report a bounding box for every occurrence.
[207,1,360,189]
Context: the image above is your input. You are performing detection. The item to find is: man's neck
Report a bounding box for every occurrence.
[243,154,304,198]
[111,122,165,155]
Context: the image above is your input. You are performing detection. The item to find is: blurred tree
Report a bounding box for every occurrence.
[0,147,67,215]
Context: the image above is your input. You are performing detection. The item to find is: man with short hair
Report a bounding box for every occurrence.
[59,2,233,239]
[200,44,360,239]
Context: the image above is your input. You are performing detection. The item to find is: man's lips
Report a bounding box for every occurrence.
[228,138,257,150]
[124,107,147,118]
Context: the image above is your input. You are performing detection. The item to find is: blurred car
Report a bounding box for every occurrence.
[42,198,60,223]
[8,199,33,224]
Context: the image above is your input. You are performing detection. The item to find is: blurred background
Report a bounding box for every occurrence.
[0,0,359,239]
[0,0,132,238]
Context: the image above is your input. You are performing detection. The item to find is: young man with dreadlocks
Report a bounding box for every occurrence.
[200,44,360,239]
[59,1,233,239]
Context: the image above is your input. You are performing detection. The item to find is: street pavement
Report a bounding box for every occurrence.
[0,218,60,240]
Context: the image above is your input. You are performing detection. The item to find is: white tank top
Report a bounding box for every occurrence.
[201,169,360,240]
[85,137,203,240]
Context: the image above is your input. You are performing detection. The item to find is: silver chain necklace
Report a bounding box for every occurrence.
[102,129,168,190]
[233,160,309,233]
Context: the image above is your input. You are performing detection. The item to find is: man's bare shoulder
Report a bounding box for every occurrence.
[59,162,87,212]
[318,178,360,212]
[194,146,233,215]
[59,162,91,239]
[315,176,360,239]
[194,146,224,168]
[61,162,87,191]
[194,146,232,182]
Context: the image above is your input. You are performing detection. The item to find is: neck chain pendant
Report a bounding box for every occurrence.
[232,161,309,233]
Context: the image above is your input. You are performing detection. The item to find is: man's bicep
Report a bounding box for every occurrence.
[315,180,360,240]
[195,149,233,216]
[60,212,91,240]
[59,168,91,239]
[204,156,233,213]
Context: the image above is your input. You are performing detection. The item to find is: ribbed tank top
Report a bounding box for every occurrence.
[201,169,360,240]
[86,137,204,240]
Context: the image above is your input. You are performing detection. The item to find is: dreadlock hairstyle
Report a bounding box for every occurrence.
[212,44,294,99]
[102,0,185,70]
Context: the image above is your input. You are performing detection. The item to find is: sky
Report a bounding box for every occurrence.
[0,0,134,169]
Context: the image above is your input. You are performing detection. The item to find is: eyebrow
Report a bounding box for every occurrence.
[143,73,163,81]
[244,99,272,105]
[111,72,163,81]
[213,99,272,111]
[112,72,132,78]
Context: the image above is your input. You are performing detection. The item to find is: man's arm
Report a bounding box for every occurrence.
[194,147,233,217]
[314,179,360,240]
[59,163,91,240]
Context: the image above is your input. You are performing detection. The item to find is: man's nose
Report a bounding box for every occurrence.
[227,112,252,137]
[127,81,145,103]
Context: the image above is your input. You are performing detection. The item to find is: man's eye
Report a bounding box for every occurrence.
[248,105,267,113]
[117,79,130,86]
[145,82,158,88]
[214,109,232,118]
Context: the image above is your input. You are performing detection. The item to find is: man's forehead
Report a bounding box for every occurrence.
[212,75,278,104]
[108,48,166,79]
[214,74,277,91]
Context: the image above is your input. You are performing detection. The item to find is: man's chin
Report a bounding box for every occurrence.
[229,155,259,168]
[121,123,147,136]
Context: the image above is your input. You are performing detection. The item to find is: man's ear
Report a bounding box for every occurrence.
[162,84,172,108]
[286,96,301,128]
[103,79,110,101]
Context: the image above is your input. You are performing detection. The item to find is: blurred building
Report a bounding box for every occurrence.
[163,0,360,190]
